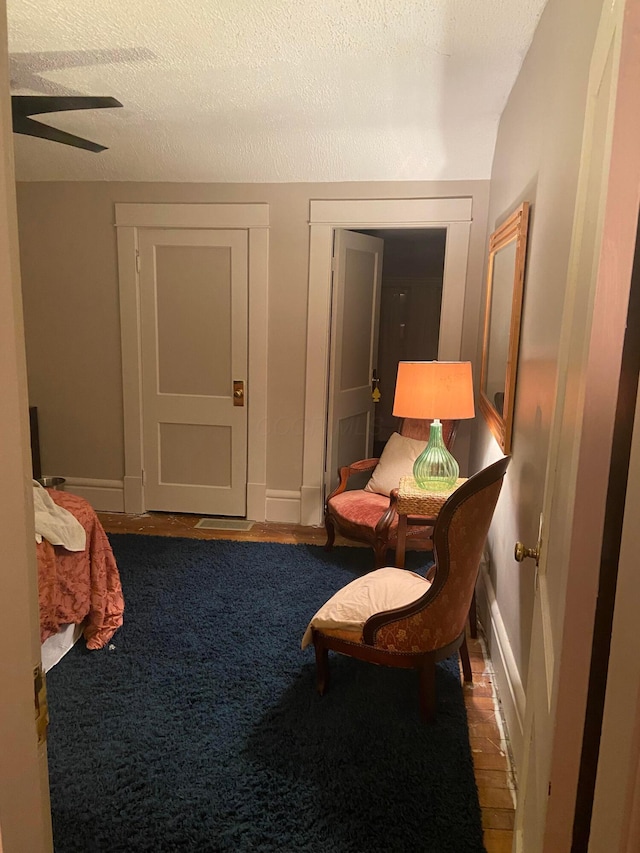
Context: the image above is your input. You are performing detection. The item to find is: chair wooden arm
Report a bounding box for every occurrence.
[374,487,399,538]
[326,457,380,501]
[362,585,435,645]
[372,491,439,538]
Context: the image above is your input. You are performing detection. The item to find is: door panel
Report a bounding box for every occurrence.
[139,228,248,516]
[325,230,384,493]
[340,248,379,388]
[336,412,370,473]
[516,2,629,849]
[155,244,231,396]
[158,423,232,487]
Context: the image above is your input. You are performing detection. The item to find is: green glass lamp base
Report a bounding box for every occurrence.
[413,419,459,491]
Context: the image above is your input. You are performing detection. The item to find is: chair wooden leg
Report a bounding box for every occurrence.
[459,634,473,683]
[324,515,335,552]
[469,588,478,639]
[373,541,389,569]
[314,638,330,695]
[418,659,437,723]
[395,514,408,568]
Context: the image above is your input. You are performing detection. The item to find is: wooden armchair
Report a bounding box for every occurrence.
[324,418,458,569]
[306,456,510,721]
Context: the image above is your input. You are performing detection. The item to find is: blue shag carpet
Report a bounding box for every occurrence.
[46,536,485,853]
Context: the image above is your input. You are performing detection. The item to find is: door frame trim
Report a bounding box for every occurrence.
[301,197,473,526]
[116,203,269,521]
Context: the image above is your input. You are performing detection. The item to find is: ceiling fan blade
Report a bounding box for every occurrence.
[11,95,122,117]
[12,114,107,153]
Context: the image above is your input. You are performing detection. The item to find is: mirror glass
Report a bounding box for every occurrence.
[479,203,530,453]
[484,240,517,415]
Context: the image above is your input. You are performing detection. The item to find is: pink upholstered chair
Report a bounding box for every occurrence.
[324,418,458,569]
[306,456,510,721]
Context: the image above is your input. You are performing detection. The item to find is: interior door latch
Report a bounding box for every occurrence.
[233,380,245,407]
[371,370,381,403]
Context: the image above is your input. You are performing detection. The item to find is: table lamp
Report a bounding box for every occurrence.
[392,361,475,491]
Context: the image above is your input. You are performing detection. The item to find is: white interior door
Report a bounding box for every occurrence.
[0,0,52,842]
[516,1,635,848]
[139,228,248,516]
[325,230,384,494]
[588,327,640,851]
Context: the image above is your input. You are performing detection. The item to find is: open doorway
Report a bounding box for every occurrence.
[323,225,449,499]
[301,196,472,527]
[355,228,447,456]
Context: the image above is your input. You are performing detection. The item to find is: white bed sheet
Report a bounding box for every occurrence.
[41,622,83,672]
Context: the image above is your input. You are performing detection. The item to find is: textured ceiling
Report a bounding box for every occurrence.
[7,0,548,182]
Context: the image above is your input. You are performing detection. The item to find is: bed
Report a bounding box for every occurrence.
[37,488,124,670]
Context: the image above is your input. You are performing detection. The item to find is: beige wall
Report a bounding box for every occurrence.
[16,179,489,495]
[470,0,604,743]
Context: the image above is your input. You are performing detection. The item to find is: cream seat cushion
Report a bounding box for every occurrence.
[301,567,431,649]
[364,432,427,496]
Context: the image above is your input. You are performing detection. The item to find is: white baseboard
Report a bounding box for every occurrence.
[300,485,323,526]
[123,475,143,514]
[477,561,526,772]
[58,477,303,521]
[65,477,292,520]
[246,482,266,523]
[265,489,301,523]
[63,477,125,513]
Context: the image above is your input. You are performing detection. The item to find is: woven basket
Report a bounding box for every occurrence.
[397,476,467,515]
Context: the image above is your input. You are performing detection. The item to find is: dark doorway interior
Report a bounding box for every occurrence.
[356,227,447,456]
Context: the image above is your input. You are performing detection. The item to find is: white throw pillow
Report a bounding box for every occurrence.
[301,566,430,649]
[364,432,427,497]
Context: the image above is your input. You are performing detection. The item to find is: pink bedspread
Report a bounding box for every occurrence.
[37,490,124,649]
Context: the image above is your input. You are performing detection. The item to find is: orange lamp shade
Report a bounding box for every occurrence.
[392,361,475,420]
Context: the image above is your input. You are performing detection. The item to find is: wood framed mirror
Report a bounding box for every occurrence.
[479,201,530,453]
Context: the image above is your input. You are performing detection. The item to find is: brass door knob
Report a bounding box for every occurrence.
[233,380,244,406]
[514,541,540,564]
